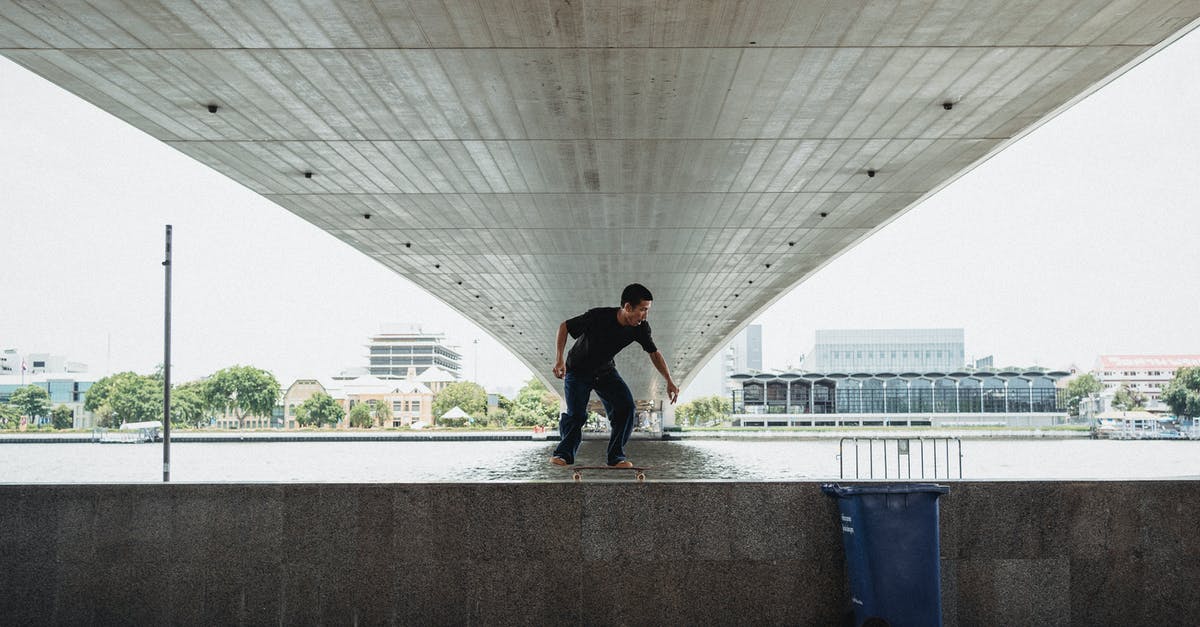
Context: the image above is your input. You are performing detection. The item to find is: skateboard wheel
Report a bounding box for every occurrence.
[572,472,581,482]
[636,472,645,482]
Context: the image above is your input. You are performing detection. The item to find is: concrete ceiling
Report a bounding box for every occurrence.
[2,1,1198,404]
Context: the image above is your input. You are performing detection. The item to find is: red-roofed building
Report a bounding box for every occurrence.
[1093,355,1200,413]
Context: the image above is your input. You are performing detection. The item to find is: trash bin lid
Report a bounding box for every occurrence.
[821,483,949,498]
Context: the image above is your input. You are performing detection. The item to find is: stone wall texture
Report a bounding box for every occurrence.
[1,481,1197,625]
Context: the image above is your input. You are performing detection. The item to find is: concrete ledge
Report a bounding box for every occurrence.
[1,482,1197,625]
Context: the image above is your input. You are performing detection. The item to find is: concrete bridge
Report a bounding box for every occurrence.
[2,2,1198,409]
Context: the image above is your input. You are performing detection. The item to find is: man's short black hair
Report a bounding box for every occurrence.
[621,283,653,307]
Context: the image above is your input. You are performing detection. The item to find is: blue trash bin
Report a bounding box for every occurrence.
[822,483,950,627]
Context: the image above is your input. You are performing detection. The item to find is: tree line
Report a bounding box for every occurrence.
[1,368,572,430]
[0,365,280,430]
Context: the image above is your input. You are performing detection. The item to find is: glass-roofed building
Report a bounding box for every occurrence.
[730,368,1070,427]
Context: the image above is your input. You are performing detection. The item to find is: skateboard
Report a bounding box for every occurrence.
[570,465,651,482]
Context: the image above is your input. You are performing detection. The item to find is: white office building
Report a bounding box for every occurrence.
[365,326,463,380]
[1093,354,1200,413]
[806,329,965,373]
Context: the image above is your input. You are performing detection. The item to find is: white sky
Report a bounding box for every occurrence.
[2,28,1198,400]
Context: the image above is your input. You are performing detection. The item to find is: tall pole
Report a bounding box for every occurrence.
[473,339,479,382]
[163,225,172,482]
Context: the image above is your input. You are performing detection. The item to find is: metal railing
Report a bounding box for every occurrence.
[838,437,962,479]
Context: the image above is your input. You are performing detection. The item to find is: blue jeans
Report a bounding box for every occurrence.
[552,369,636,466]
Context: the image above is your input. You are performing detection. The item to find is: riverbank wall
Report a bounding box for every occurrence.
[0,427,1091,443]
[1,481,1195,625]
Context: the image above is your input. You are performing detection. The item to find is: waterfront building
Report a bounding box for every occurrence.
[730,368,1069,427]
[415,366,459,395]
[806,329,965,373]
[365,326,463,379]
[339,375,434,427]
[1093,354,1200,413]
[0,349,95,427]
[278,378,331,430]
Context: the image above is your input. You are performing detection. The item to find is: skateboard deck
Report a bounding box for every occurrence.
[569,465,652,482]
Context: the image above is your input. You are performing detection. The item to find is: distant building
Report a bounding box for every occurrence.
[266,375,438,430]
[365,326,463,379]
[1093,354,1200,413]
[0,374,96,428]
[278,378,329,429]
[337,375,434,427]
[806,329,965,373]
[415,366,459,395]
[1,349,88,376]
[720,325,763,396]
[730,367,1070,428]
[0,349,94,427]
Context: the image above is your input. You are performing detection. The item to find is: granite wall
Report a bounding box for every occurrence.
[0,481,1196,625]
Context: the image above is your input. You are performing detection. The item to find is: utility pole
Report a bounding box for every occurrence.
[162,225,172,482]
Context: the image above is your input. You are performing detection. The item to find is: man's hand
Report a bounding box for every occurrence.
[553,359,566,379]
[667,380,679,404]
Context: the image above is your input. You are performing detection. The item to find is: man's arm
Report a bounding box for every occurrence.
[649,351,680,403]
[552,322,568,379]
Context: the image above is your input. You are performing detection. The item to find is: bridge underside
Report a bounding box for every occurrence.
[2,2,1197,401]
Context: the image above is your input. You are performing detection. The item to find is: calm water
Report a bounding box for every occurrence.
[3,438,1200,483]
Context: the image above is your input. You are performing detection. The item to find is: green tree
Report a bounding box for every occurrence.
[374,400,393,426]
[84,371,161,427]
[107,374,161,427]
[170,381,208,428]
[202,366,280,429]
[348,403,374,428]
[51,405,74,430]
[1064,373,1103,416]
[10,385,51,423]
[676,395,732,426]
[509,378,560,427]
[0,404,22,429]
[296,392,343,428]
[432,381,487,422]
[1111,384,1147,411]
[1162,366,1200,419]
[486,406,510,428]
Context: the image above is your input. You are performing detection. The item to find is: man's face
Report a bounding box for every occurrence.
[624,299,651,325]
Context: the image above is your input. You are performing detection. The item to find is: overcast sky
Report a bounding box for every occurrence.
[2,27,1198,400]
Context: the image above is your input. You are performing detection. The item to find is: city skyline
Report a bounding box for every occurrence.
[2,28,1199,399]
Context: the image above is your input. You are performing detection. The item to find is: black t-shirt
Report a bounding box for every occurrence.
[564,307,658,375]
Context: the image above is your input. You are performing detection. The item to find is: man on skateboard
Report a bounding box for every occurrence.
[550,283,679,468]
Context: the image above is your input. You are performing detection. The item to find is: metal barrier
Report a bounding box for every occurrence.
[838,437,963,479]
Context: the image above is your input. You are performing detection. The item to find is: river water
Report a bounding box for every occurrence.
[3,438,1199,483]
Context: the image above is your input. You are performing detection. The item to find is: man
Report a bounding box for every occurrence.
[550,283,680,468]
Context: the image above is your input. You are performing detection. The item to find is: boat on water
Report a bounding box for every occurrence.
[93,421,163,443]
[1092,410,1193,440]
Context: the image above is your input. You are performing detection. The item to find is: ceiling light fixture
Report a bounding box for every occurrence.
[207,104,218,113]
[304,171,313,179]
[867,169,876,178]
